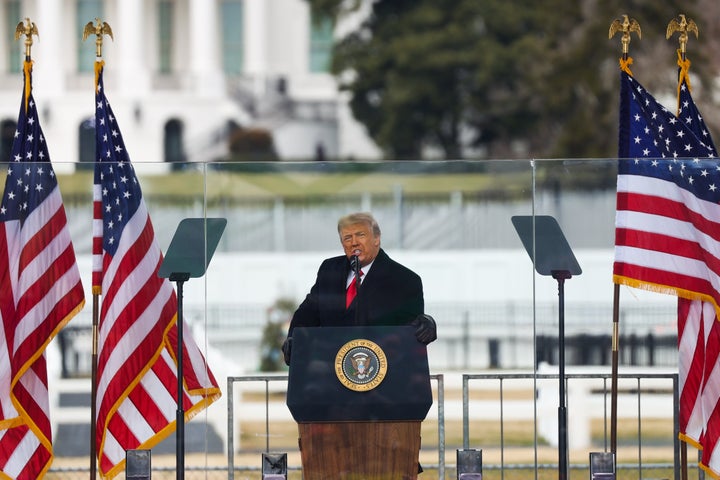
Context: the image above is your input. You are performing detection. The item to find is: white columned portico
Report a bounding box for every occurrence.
[189,0,224,97]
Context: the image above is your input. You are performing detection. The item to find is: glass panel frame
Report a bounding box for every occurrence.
[0,157,683,476]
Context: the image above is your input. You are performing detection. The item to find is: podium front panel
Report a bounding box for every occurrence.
[286,325,432,422]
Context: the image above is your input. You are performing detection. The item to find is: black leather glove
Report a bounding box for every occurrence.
[412,314,437,345]
[281,337,292,366]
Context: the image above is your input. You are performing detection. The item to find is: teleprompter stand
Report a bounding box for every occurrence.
[158,218,226,480]
[512,215,581,480]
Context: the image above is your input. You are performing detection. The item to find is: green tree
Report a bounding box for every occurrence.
[308,0,709,160]
[259,298,297,372]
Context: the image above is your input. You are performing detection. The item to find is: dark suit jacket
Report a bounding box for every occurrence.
[287,248,423,337]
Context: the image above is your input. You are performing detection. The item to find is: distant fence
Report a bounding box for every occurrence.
[59,300,679,378]
[461,372,683,479]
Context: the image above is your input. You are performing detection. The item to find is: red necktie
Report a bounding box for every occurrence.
[346,271,363,308]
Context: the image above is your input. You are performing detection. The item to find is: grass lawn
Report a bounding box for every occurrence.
[54,166,534,202]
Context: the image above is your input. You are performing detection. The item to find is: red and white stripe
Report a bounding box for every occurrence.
[614,174,720,303]
[92,182,104,294]
[678,299,708,447]
[0,186,85,479]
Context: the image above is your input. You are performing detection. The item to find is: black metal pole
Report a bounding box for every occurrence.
[554,271,571,480]
[171,275,189,480]
[177,278,184,480]
[611,284,620,455]
[90,293,99,480]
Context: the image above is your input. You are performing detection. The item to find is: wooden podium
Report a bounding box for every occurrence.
[287,326,432,480]
[297,422,422,479]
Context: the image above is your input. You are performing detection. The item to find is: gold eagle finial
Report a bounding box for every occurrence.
[82,18,113,58]
[609,15,641,57]
[14,18,39,59]
[666,14,698,57]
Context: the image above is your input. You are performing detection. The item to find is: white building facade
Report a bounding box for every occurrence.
[0,0,380,173]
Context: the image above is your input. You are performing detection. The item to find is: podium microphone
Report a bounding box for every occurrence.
[350,253,361,324]
[350,252,361,295]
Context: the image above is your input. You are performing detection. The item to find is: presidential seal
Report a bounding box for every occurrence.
[334,339,387,392]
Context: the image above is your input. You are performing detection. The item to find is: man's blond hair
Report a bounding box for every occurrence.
[337,212,381,237]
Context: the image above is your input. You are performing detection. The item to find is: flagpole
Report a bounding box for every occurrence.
[611,284,619,454]
[608,13,641,465]
[91,294,99,480]
[667,17,699,480]
[608,14,641,66]
[14,18,37,111]
[667,14,698,64]
[83,20,113,480]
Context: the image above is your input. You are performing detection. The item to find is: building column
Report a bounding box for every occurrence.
[189,0,224,97]
[116,0,151,95]
[33,0,64,96]
[244,0,267,75]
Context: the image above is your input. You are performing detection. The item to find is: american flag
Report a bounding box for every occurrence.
[675,65,720,473]
[614,68,720,475]
[614,70,718,292]
[0,61,85,479]
[92,62,220,479]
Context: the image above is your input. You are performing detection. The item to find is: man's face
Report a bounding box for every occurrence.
[339,222,380,267]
